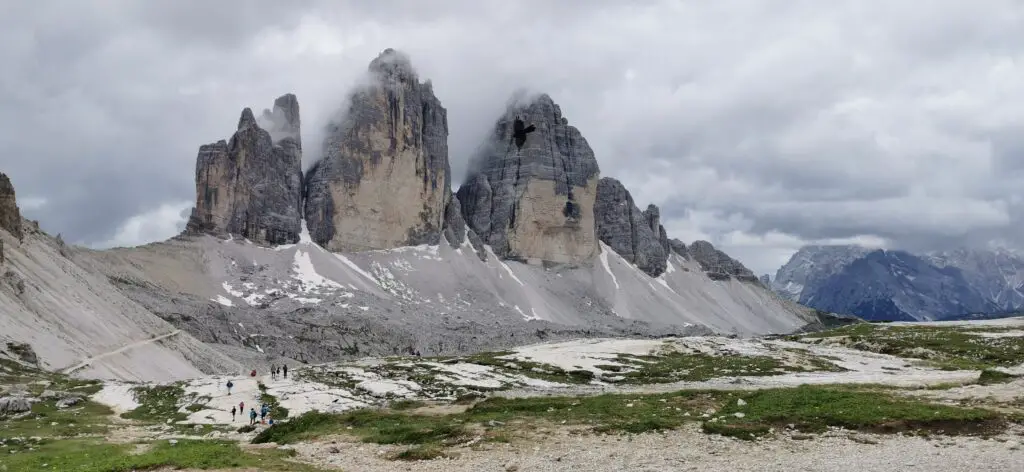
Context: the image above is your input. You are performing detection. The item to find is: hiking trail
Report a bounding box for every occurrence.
[61,330,183,375]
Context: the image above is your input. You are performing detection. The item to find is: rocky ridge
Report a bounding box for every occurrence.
[457,93,601,266]
[185,95,303,245]
[0,172,22,264]
[304,48,450,252]
[688,240,757,281]
[594,177,668,277]
[772,245,1024,321]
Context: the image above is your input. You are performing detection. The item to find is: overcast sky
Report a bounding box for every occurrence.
[2,0,1023,277]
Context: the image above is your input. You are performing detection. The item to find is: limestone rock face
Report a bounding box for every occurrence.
[594,178,667,276]
[441,191,487,260]
[185,95,303,245]
[457,93,600,265]
[304,49,450,252]
[0,172,22,241]
[642,204,671,255]
[689,240,757,281]
[668,238,689,259]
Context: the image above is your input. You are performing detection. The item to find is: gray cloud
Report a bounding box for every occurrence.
[1,0,1022,276]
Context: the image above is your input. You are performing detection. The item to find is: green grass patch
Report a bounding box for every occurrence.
[257,382,290,420]
[120,384,187,423]
[977,369,1019,385]
[706,385,1004,440]
[612,351,833,384]
[255,390,731,446]
[463,352,596,385]
[796,324,1024,370]
[389,444,451,461]
[0,399,112,440]
[389,399,427,410]
[0,438,324,471]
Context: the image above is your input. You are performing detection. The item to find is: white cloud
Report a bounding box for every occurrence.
[18,196,48,210]
[1,0,1023,275]
[93,200,192,249]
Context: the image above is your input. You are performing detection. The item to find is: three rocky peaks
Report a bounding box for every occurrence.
[183,48,753,280]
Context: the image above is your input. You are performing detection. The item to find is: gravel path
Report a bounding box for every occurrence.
[292,424,1024,472]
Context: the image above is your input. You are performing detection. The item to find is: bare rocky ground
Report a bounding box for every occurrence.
[3,317,1024,471]
[294,423,1024,472]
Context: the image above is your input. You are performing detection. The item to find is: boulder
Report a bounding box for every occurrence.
[0,396,31,416]
[56,396,83,409]
[304,48,450,252]
[458,93,600,265]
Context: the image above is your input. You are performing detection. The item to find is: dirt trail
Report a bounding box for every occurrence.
[61,330,183,375]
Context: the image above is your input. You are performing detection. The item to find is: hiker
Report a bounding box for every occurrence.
[231,406,236,422]
[239,401,244,414]
[260,403,269,424]
[249,407,257,425]
[270,363,277,380]
[226,380,233,395]
[283,364,288,378]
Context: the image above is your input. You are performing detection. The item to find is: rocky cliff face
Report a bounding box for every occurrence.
[458,93,600,265]
[0,172,22,242]
[185,95,303,245]
[668,238,689,259]
[0,172,23,265]
[594,178,667,276]
[642,204,670,255]
[773,245,1024,321]
[689,240,757,281]
[304,49,450,252]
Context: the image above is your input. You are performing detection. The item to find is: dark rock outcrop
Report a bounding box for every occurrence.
[185,95,303,245]
[594,178,667,276]
[641,204,671,255]
[458,93,600,265]
[0,173,22,243]
[689,240,756,281]
[668,238,689,259]
[304,49,450,252]
[442,191,487,260]
[5,342,37,366]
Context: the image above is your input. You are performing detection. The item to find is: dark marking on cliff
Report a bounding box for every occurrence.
[512,116,535,151]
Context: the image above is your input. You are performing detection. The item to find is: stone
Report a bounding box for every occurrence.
[0,396,31,416]
[305,48,450,252]
[0,172,22,242]
[55,396,83,409]
[5,342,37,366]
[458,92,600,265]
[689,240,756,280]
[594,177,667,276]
[185,95,303,246]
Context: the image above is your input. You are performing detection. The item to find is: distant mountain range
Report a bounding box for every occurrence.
[769,245,1024,321]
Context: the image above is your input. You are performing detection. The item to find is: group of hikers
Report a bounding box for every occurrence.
[222,363,289,426]
[229,400,274,425]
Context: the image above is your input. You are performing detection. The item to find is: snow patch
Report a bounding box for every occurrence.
[599,245,620,289]
[212,295,233,307]
[91,383,140,414]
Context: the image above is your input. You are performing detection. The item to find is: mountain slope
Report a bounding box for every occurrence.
[773,245,1015,321]
[0,217,242,381]
[73,222,817,368]
[2,48,826,383]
